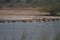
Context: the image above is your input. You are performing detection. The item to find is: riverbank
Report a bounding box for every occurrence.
[0,9,60,22]
[0,8,49,16]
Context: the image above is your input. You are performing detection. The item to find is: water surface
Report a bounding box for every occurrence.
[0,21,60,40]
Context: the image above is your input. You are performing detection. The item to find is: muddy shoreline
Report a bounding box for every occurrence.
[0,9,60,22]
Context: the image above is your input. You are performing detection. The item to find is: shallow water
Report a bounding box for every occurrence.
[0,21,60,40]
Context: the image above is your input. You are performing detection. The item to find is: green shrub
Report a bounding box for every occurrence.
[40,4,60,16]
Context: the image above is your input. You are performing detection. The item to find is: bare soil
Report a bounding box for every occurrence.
[0,9,60,20]
[0,8,49,15]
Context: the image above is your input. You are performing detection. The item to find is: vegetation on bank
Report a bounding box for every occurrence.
[40,0,60,16]
[0,0,60,16]
[40,5,60,16]
[0,0,59,8]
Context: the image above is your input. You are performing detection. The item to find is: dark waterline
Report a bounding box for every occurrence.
[0,21,60,40]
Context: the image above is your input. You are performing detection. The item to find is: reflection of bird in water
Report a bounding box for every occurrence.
[42,33,49,40]
[21,27,28,40]
[0,21,5,23]
[11,20,16,23]
[12,23,16,40]
[7,20,10,23]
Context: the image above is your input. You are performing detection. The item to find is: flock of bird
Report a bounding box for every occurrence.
[0,18,60,23]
